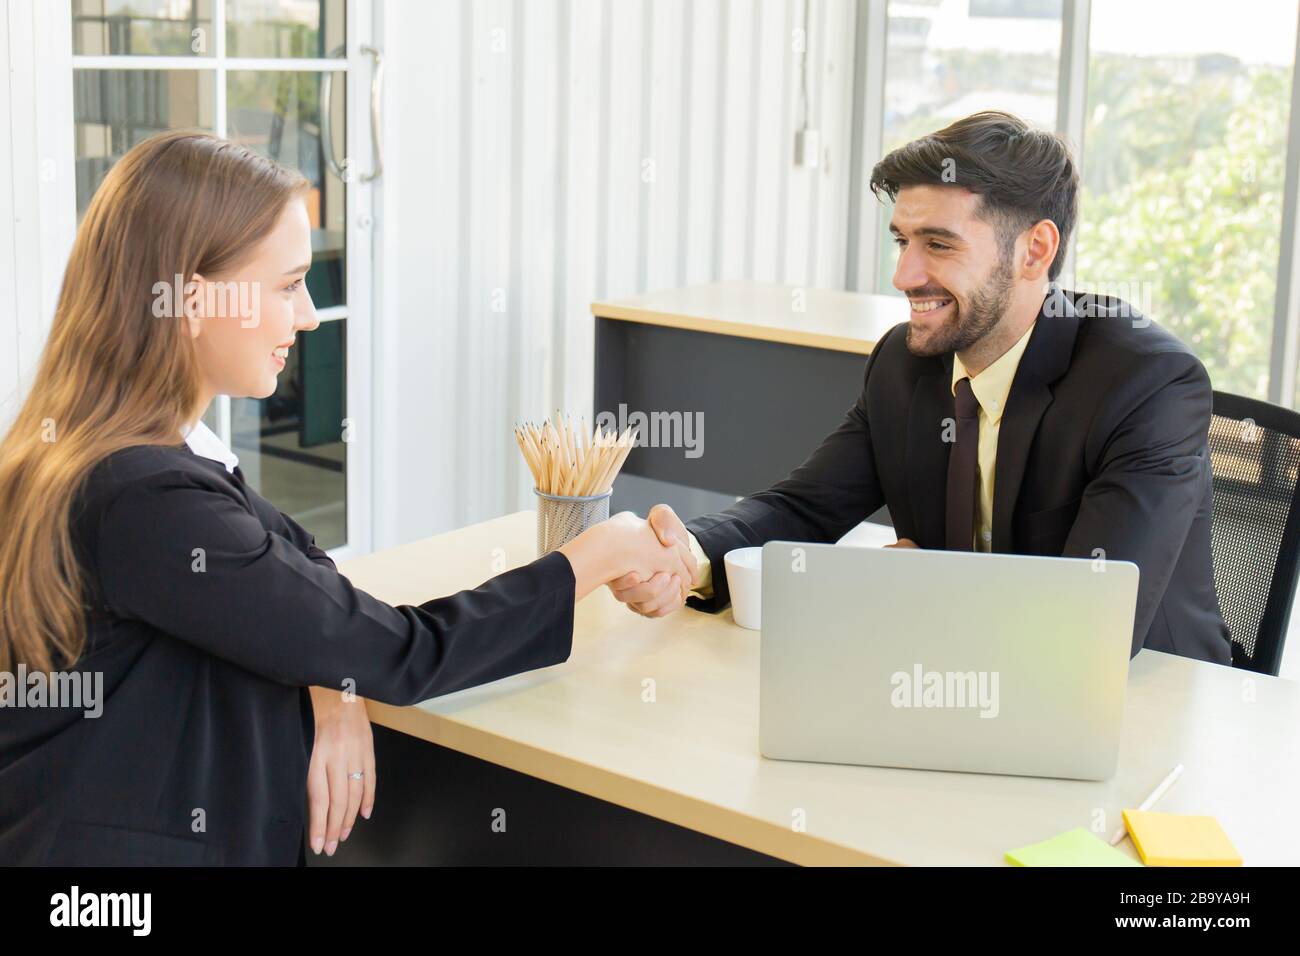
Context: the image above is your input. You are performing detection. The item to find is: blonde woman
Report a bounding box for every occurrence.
[0,131,694,866]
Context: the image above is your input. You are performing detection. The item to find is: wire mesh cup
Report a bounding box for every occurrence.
[535,488,613,555]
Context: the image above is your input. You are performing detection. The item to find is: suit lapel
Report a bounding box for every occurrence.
[990,289,1081,551]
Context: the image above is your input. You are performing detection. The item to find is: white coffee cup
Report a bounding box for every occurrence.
[723,546,763,630]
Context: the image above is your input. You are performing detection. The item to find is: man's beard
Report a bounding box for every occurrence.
[905,254,1015,358]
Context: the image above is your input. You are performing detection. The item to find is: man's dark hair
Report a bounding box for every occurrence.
[870,111,1078,281]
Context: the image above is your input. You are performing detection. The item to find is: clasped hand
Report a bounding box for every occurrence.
[607,504,701,618]
[605,506,918,618]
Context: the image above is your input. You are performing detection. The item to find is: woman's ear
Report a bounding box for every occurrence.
[183,273,205,339]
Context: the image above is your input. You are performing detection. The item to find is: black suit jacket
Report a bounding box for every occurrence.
[0,444,574,865]
[686,288,1232,666]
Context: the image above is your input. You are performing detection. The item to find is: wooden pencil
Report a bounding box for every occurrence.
[514,416,637,496]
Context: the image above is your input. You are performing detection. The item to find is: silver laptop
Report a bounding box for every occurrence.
[759,542,1139,780]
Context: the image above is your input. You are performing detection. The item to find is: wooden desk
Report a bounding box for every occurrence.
[592,280,906,354]
[340,511,1300,866]
[592,281,908,519]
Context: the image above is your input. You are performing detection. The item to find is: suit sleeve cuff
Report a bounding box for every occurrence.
[686,531,713,598]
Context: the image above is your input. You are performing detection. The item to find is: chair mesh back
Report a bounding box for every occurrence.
[1207,413,1300,667]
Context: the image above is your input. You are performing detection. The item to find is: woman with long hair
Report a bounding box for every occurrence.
[0,131,693,865]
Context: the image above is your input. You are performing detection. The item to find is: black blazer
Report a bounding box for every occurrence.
[0,444,575,865]
[686,288,1233,666]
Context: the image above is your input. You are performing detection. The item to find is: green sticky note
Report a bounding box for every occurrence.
[1006,827,1143,867]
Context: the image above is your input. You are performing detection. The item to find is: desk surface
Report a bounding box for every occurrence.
[343,511,1300,866]
[591,280,909,355]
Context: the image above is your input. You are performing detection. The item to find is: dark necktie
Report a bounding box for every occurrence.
[945,377,980,551]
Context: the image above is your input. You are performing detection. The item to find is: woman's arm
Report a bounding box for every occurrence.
[276,505,337,570]
[94,470,690,707]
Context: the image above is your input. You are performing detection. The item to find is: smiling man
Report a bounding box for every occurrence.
[611,110,1233,666]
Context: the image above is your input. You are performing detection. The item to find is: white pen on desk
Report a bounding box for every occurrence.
[1109,762,1185,846]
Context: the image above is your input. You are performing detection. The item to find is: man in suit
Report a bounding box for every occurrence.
[610,110,1233,666]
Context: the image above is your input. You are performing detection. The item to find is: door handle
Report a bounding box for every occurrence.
[359,44,385,183]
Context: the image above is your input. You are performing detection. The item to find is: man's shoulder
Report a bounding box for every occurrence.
[1065,290,1199,365]
[1056,292,1213,436]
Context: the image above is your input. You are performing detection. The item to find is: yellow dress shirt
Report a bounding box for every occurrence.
[686,321,1037,592]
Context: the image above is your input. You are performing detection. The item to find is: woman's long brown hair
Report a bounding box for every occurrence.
[0,131,308,672]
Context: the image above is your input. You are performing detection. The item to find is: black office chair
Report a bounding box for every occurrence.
[1207,391,1300,674]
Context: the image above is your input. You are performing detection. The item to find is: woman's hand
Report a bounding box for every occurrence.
[601,511,697,593]
[306,685,375,857]
[608,504,701,617]
[558,511,695,603]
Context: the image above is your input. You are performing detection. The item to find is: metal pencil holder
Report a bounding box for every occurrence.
[535,488,612,554]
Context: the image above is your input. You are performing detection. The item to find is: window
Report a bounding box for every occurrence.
[876,0,1063,293]
[70,0,355,550]
[1076,0,1299,400]
[72,0,214,57]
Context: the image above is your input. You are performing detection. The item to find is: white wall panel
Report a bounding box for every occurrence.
[377,0,858,543]
[0,0,74,435]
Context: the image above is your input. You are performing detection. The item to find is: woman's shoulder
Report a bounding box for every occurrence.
[79,443,238,520]
[71,444,245,605]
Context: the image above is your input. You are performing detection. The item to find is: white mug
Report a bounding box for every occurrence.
[723,546,763,630]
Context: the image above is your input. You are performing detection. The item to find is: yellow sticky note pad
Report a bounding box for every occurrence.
[1122,810,1242,867]
[1005,827,1142,867]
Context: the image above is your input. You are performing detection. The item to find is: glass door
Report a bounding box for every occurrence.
[70,0,375,556]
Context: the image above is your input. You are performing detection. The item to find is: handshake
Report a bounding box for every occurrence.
[582,505,915,619]
[597,504,702,618]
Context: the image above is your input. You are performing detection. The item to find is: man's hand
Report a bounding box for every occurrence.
[884,537,918,549]
[608,504,700,617]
